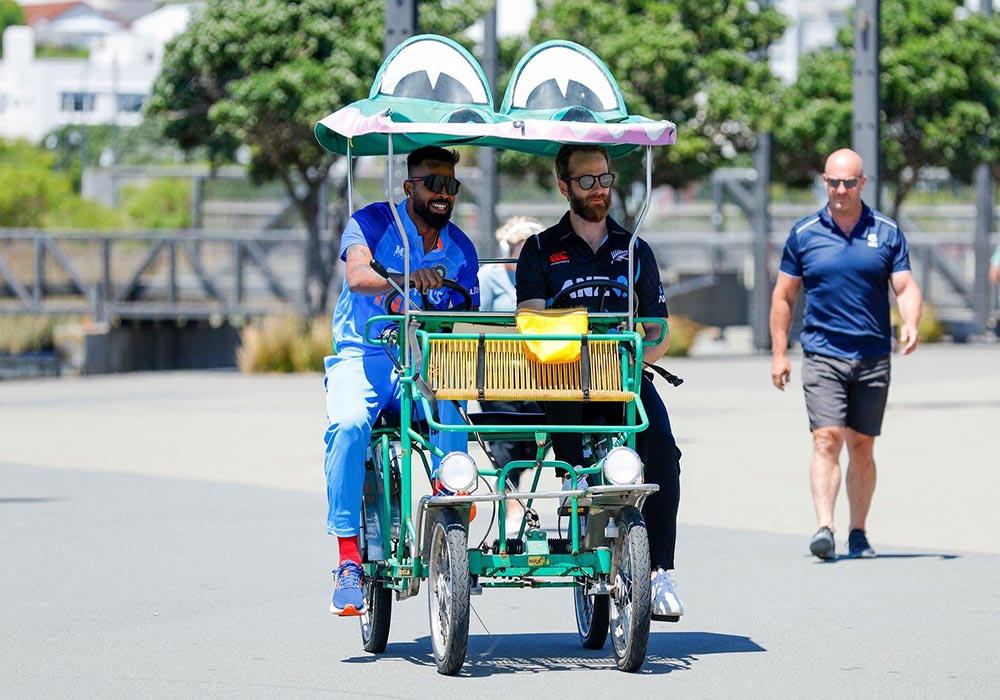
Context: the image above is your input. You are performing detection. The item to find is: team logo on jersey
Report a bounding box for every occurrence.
[393,244,406,258]
[549,251,570,264]
[610,249,629,264]
[866,233,879,248]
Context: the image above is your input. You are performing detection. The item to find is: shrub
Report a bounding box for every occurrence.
[119,179,192,229]
[891,304,944,344]
[237,315,330,373]
[665,315,704,357]
[0,315,79,354]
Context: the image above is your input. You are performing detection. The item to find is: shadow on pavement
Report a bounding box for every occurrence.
[811,553,960,563]
[342,631,764,676]
[0,497,65,504]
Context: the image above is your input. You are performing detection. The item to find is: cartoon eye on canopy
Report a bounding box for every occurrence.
[500,40,629,122]
[314,34,496,155]
[374,36,491,107]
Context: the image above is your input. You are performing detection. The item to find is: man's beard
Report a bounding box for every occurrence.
[569,190,611,223]
[413,196,453,230]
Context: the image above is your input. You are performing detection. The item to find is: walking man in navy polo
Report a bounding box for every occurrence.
[770,148,923,560]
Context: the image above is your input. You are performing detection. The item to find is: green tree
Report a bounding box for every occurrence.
[517,0,787,222]
[0,0,24,46]
[773,0,1000,216]
[147,0,488,314]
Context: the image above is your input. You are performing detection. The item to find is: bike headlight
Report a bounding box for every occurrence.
[438,452,478,493]
[602,446,642,485]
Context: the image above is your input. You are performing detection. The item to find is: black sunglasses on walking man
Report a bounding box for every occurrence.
[408,174,461,195]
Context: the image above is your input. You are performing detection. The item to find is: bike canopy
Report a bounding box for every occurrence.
[314,35,676,157]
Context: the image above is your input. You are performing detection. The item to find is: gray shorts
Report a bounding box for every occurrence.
[801,352,891,436]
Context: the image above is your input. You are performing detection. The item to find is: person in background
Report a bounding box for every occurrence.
[478,217,545,529]
[770,147,922,561]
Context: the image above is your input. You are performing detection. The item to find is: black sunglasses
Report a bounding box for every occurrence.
[825,176,861,189]
[408,174,461,195]
[564,172,616,190]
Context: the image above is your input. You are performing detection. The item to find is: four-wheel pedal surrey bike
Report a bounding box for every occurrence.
[314,34,681,674]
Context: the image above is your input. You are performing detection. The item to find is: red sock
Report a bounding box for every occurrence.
[338,536,361,565]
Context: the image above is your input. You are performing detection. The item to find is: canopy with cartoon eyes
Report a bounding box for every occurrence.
[314,35,676,157]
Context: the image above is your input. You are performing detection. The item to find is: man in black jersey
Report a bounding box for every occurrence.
[515,144,684,621]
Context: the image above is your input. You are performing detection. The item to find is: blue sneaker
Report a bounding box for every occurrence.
[330,561,365,616]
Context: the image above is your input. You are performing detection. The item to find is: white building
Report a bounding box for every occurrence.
[0,4,194,143]
[769,0,852,84]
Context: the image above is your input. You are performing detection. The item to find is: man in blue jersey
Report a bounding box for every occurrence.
[770,148,922,561]
[325,146,480,615]
[516,144,684,621]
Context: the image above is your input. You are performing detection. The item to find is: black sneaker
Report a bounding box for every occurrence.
[848,529,876,558]
[809,526,836,560]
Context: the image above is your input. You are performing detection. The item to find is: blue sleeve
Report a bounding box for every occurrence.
[890,228,911,274]
[779,230,802,277]
[515,236,547,304]
[453,231,481,308]
[339,204,388,261]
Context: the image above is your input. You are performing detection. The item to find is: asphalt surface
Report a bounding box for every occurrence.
[2,344,998,698]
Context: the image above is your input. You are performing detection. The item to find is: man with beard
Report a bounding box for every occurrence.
[325,146,480,616]
[515,144,684,621]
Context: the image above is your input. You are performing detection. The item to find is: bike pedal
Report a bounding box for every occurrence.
[547,538,572,554]
[651,613,681,623]
[491,538,524,554]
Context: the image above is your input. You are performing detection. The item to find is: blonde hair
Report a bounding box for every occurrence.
[495,216,544,256]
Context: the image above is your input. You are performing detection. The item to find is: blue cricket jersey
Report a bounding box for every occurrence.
[779,204,911,359]
[332,200,480,352]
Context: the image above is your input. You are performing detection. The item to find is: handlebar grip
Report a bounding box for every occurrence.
[369,258,390,278]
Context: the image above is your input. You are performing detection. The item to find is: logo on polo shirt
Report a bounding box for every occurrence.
[394,244,406,258]
[866,233,879,248]
[611,249,629,264]
[549,251,570,265]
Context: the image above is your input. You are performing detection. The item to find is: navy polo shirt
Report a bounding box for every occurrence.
[515,212,668,318]
[779,204,911,359]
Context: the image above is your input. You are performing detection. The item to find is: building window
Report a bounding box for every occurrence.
[60,92,96,113]
[117,93,147,113]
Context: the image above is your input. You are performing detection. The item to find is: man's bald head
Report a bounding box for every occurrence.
[824,149,864,178]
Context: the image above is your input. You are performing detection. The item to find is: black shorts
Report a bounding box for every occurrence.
[801,352,891,436]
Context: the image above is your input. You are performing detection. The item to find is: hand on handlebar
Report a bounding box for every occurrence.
[406,266,444,294]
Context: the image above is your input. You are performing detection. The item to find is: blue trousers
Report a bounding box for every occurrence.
[323,348,467,536]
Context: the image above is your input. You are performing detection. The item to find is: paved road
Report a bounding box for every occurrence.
[2,344,998,698]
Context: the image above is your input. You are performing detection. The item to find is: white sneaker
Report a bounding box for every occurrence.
[651,567,684,620]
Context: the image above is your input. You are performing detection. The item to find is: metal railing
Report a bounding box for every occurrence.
[0,228,311,321]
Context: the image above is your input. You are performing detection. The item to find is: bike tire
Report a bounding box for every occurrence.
[427,507,471,675]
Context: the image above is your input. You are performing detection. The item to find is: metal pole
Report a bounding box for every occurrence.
[480,6,499,252]
[751,135,773,351]
[852,0,881,210]
[973,0,995,332]
[385,0,417,203]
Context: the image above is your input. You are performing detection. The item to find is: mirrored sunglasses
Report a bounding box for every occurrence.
[565,172,616,190]
[409,174,461,195]
[825,176,860,189]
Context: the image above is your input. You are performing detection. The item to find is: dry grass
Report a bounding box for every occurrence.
[0,315,82,354]
[665,315,705,357]
[237,314,331,373]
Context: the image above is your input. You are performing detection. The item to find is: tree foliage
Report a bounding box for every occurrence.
[147,0,488,313]
[773,0,1000,216]
[0,0,23,40]
[512,0,787,217]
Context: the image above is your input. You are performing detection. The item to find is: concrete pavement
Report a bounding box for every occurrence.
[2,344,999,697]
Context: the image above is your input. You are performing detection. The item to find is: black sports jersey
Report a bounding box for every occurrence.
[515,212,668,317]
